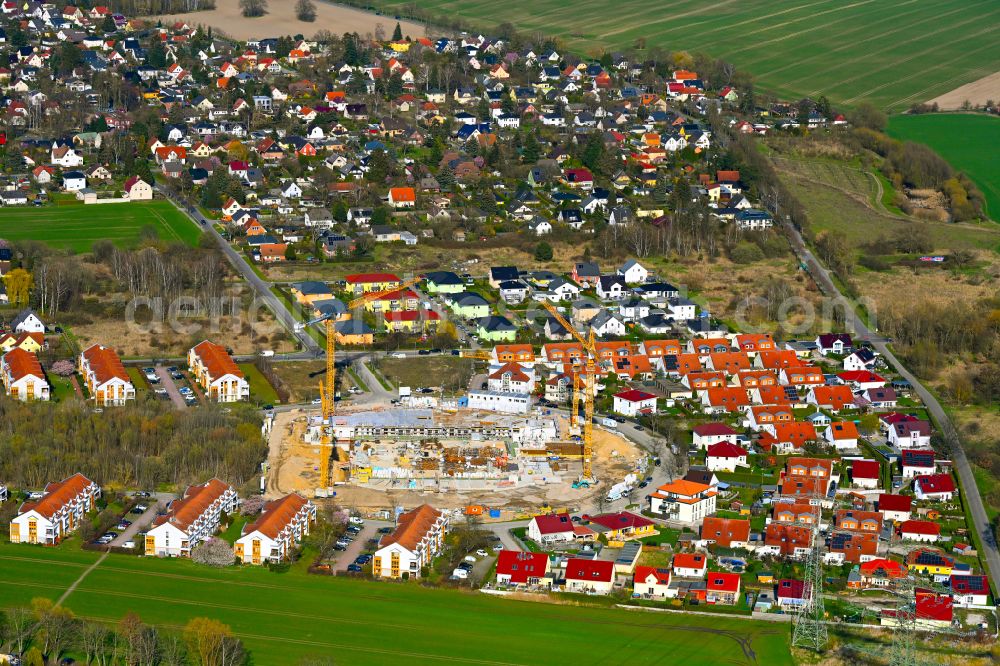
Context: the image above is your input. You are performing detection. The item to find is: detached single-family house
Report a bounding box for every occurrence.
[564,558,615,595]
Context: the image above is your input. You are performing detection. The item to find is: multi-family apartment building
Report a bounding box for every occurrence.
[146,479,238,557]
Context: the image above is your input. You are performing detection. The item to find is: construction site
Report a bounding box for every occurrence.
[263,280,648,513]
[264,403,644,512]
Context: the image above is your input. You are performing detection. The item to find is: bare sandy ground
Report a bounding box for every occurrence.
[928,71,1000,110]
[157,0,424,40]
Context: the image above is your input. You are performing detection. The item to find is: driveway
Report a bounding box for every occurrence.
[110,492,174,547]
[154,366,187,409]
[488,522,527,551]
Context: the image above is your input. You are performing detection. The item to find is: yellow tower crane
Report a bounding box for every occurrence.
[541,301,598,480]
[296,276,422,489]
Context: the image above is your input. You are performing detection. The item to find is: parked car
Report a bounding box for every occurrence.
[377,526,393,534]
[117,520,131,530]
[346,564,363,573]
[475,549,488,557]
[132,504,148,513]
[348,516,364,525]
[463,555,477,563]
[418,349,431,355]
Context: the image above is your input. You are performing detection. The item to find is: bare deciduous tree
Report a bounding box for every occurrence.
[239,0,267,17]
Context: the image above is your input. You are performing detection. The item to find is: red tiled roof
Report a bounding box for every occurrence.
[673,552,707,571]
[898,520,940,536]
[634,565,670,586]
[707,441,747,458]
[495,550,548,584]
[383,310,439,322]
[614,389,656,402]
[915,591,953,622]
[777,578,805,599]
[915,474,955,495]
[707,572,741,593]
[587,511,654,532]
[878,494,912,512]
[701,517,750,547]
[531,512,575,535]
[693,423,737,437]
[345,272,401,284]
[565,558,614,582]
[851,459,881,479]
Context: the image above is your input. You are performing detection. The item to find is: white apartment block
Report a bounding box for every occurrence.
[235,493,316,564]
[146,479,238,557]
[9,473,101,545]
[188,340,249,402]
[373,504,448,579]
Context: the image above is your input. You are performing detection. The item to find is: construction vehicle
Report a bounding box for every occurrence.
[295,276,422,490]
[541,301,598,481]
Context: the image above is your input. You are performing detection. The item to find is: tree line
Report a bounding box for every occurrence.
[0,400,265,491]
[0,602,244,666]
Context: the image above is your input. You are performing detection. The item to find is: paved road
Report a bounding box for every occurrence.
[110,492,174,547]
[154,366,187,410]
[156,187,320,354]
[784,219,1000,592]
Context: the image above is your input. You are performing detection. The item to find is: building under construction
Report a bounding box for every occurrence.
[303,407,584,491]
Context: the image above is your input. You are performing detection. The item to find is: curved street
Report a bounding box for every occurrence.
[783,219,1000,591]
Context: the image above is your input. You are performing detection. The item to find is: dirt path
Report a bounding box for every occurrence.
[56,551,108,607]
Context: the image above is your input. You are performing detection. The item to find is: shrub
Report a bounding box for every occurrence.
[730,242,764,264]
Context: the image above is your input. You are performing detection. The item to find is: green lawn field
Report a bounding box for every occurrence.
[0,200,202,252]
[887,113,1000,220]
[0,542,792,665]
[374,0,1000,111]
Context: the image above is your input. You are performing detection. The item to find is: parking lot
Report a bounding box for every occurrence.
[109,492,173,548]
[150,365,198,409]
[331,519,390,573]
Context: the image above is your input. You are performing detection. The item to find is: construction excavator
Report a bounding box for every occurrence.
[541,301,599,481]
[295,276,422,490]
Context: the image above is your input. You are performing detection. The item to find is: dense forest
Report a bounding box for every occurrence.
[0,401,265,491]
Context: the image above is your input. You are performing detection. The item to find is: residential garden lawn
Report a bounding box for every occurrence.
[238,363,280,405]
[0,200,202,252]
[887,113,1000,221]
[370,0,1000,111]
[219,515,249,544]
[45,372,77,402]
[0,542,793,665]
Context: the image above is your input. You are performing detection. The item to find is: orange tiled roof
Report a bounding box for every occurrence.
[157,478,232,532]
[382,504,442,551]
[82,344,129,384]
[20,473,95,518]
[3,347,44,381]
[243,493,309,539]
[192,340,243,379]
